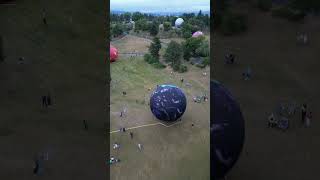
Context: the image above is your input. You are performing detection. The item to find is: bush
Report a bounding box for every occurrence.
[112,23,124,37]
[144,53,166,69]
[271,6,306,21]
[183,36,205,60]
[195,40,210,57]
[178,64,188,73]
[152,62,166,69]
[256,0,272,11]
[220,12,248,35]
[203,56,210,67]
[163,22,171,31]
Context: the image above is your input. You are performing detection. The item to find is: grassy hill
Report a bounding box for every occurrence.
[0,1,107,179]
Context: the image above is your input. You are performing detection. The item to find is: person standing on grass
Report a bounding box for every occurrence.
[42,9,47,26]
[42,95,47,108]
[33,158,39,175]
[130,132,133,139]
[301,104,307,125]
[138,143,143,151]
[83,120,88,130]
[305,111,312,128]
[47,93,51,106]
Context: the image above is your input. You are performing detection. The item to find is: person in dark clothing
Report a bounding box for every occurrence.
[47,93,51,106]
[225,53,235,64]
[180,78,184,83]
[130,132,133,139]
[123,91,127,96]
[83,120,88,130]
[42,10,47,26]
[42,96,47,107]
[33,159,39,175]
[301,104,307,124]
[122,128,126,132]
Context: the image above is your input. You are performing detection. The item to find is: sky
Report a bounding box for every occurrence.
[110,0,210,13]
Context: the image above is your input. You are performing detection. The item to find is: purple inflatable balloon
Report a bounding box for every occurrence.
[211,80,245,179]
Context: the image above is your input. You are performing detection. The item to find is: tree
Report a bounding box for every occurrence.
[123,12,132,22]
[163,22,171,31]
[164,41,182,71]
[183,36,204,60]
[181,23,193,39]
[189,17,205,31]
[135,18,148,31]
[195,40,210,57]
[132,12,144,21]
[112,23,124,37]
[149,21,159,36]
[149,37,161,59]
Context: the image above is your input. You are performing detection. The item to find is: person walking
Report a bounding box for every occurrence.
[42,9,47,26]
[83,120,88,130]
[301,104,307,125]
[33,159,39,175]
[47,93,51,106]
[130,132,133,139]
[305,111,312,128]
[41,95,47,108]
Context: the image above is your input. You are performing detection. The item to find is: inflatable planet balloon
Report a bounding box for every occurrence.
[175,18,184,28]
[150,84,187,122]
[110,45,118,62]
[211,80,245,179]
[192,31,204,38]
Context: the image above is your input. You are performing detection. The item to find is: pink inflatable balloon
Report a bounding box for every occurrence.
[110,45,118,62]
[192,31,204,38]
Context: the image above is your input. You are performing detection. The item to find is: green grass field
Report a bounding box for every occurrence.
[214,5,320,179]
[0,1,107,179]
[110,38,210,180]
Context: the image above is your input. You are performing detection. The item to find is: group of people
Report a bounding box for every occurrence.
[41,93,52,108]
[224,52,252,80]
[109,131,144,165]
[268,103,313,129]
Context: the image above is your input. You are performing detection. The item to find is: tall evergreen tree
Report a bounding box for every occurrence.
[149,37,161,59]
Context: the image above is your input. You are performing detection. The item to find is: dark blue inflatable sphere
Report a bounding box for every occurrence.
[150,84,187,122]
[211,80,245,179]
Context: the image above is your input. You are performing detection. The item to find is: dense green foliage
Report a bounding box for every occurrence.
[144,54,166,69]
[111,23,124,37]
[149,37,161,58]
[149,21,159,36]
[183,36,205,60]
[163,22,171,31]
[164,41,184,71]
